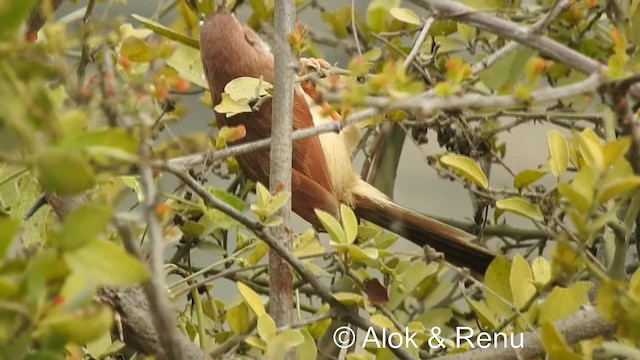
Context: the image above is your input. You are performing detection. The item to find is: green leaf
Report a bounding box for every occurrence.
[366,0,400,33]
[35,149,96,195]
[0,0,39,37]
[478,47,536,91]
[131,14,200,49]
[539,281,591,323]
[440,154,488,189]
[496,197,543,221]
[341,204,358,245]
[457,23,475,44]
[58,204,112,250]
[64,239,149,286]
[238,282,266,317]
[0,217,20,258]
[598,176,640,203]
[227,302,250,333]
[40,304,113,344]
[59,272,96,310]
[314,209,346,244]
[434,36,466,54]
[209,187,245,211]
[388,262,438,310]
[389,7,421,25]
[547,130,569,177]
[509,254,536,308]
[257,314,277,341]
[321,6,351,38]
[513,169,548,189]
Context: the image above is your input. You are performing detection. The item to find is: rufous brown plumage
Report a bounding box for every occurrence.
[200,11,496,273]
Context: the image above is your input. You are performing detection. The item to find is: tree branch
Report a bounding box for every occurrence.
[134,129,187,360]
[269,0,297,330]
[410,0,602,74]
[434,308,614,360]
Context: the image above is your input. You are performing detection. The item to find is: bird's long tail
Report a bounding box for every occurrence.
[351,181,495,274]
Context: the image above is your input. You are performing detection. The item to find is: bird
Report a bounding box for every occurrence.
[199,10,496,274]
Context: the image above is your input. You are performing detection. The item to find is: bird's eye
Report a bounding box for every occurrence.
[244,32,257,46]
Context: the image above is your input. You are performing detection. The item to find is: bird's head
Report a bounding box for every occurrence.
[199,11,273,96]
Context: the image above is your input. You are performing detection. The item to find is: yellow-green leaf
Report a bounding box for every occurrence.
[389,7,421,25]
[35,149,96,195]
[510,255,536,308]
[547,130,568,177]
[333,292,364,305]
[315,209,346,244]
[58,204,112,250]
[119,24,153,40]
[577,129,604,170]
[213,93,252,117]
[41,304,113,344]
[64,239,149,286]
[166,43,209,89]
[370,314,396,330]
[296,329,317,360]
[539,281,591,323]
[257,314,277,341]
[462,289,499,328]
[603,137,631,166]
[238,282,266,317]
[266,330,305,360]
[347,245,378,262]
[496,197,544,222]
[484,255,513,316]
[0,218,19,259]
[440,154,488,189]
[540,322,582,360]
[457,23,475,43]
[224,77,273,102]
[227,302,250,334]
[131,14,200,49]
[531,257,551,287]
[557,182,590,213]
[598,176,640,203]
[341,204,358,245]
[120,36,152,62]
[513,169,548,189]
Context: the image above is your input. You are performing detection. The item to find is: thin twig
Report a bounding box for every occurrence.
[165,70,627,171]
[350,0,362,55]
[403,17,434,71]
[164,166,415,360]
[139,128,186,360]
